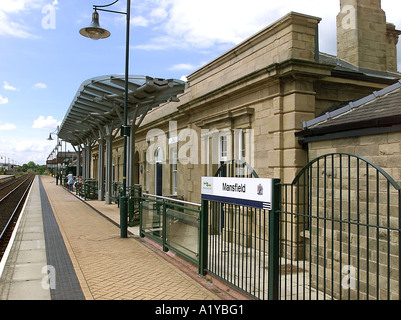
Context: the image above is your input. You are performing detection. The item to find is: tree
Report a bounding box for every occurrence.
[20,161,47,174]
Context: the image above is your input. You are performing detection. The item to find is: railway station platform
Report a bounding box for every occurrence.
[0,175,239,301]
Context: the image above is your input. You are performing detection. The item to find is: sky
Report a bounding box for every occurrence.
[1,0,401,165]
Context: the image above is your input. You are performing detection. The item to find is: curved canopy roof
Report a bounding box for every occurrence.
[58,75,186,146]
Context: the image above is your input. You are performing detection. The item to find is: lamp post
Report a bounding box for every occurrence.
[48,126,60,183]
[80,0,131,238]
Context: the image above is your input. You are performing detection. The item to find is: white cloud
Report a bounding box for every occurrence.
[33,82,47,89]
[0,12,33,38]
[32,115,59,129]
[131,3,168,27]
[0,0,46,38]
[0,136,56,165]
[0,123,16,131]
[164,0,270,48]
[132,16,150,27]
[1,0,41,13]
[3,81,17,91]
[132,0,401,65]
[0,95,9,104]
[132,0,314,51]
[169,63,197,71]
[14,139,46,152]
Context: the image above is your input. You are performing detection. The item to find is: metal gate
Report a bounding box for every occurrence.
[200,154,401,300]
[279,153,401,300]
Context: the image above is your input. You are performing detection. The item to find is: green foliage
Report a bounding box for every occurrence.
[20,161,47,174]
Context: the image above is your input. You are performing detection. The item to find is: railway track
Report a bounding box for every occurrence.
[0,174,35,261]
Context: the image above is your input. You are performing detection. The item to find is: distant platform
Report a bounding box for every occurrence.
[0,175,15,183]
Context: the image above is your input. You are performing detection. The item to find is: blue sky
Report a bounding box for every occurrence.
[1,0,401,165]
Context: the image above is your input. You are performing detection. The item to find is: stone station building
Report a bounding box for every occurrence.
[56,0,401,300]
[85,0,401,204]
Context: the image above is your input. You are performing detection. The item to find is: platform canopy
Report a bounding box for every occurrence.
[58,75,186,145]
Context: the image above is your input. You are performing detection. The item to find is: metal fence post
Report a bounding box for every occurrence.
[199,199,209,276]
[268,179,281,300]
[139,197,144,238]
[120,196,128,238]
[162,200,168,252]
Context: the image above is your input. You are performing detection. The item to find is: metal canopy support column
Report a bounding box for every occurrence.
[126,127,132,187]
[72,145,82,178]
[98,136,105,201]
[127,111,146,186]
[128,122,135,187]
[82,145,87,179]
[85,139,92,179]
[105,127,113,204]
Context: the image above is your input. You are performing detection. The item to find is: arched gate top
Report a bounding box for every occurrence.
[292,153,401,191]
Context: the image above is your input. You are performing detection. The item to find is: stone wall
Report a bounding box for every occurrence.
[308,131,401,183]
[337,0,389,71]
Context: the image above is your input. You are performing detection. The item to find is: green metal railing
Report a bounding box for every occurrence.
[199,160,278,299]
[110,182,141,226]
[137,154,401,300]
[199,179,281,300]
[200,154,401,300]
[76,179,98,200]
[278,153,401,300]
[140,194,201,265]
[128,185,142,227]
[111,181,122,204]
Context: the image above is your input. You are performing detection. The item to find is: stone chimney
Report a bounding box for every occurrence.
[337,0,400,72]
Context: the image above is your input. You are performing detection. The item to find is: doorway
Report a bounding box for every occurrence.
[155,147,163,196]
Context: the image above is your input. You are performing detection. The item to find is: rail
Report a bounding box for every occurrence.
[0,175,34,244]
[142,193,201,207]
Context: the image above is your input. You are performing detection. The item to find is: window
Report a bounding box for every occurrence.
[238,130,246,176]
[171,147,178,195]
[240,130,246,161]
[220,135,227,163]
[154,147,163,195]
[144,151,149,191]
[155,147,163,163]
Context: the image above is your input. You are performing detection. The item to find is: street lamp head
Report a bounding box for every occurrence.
[79,10,111,40]
[47,133,54,141]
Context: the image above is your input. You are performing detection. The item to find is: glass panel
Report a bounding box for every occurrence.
[165,205,199,261]
[141,199,163,240]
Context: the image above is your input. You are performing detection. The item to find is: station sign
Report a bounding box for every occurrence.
[201,177,273,210]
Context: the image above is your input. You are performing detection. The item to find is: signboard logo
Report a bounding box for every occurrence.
[257,183,263,196]
[202,180,212,191]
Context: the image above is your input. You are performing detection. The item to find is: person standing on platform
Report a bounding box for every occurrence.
[67,171,74,191]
